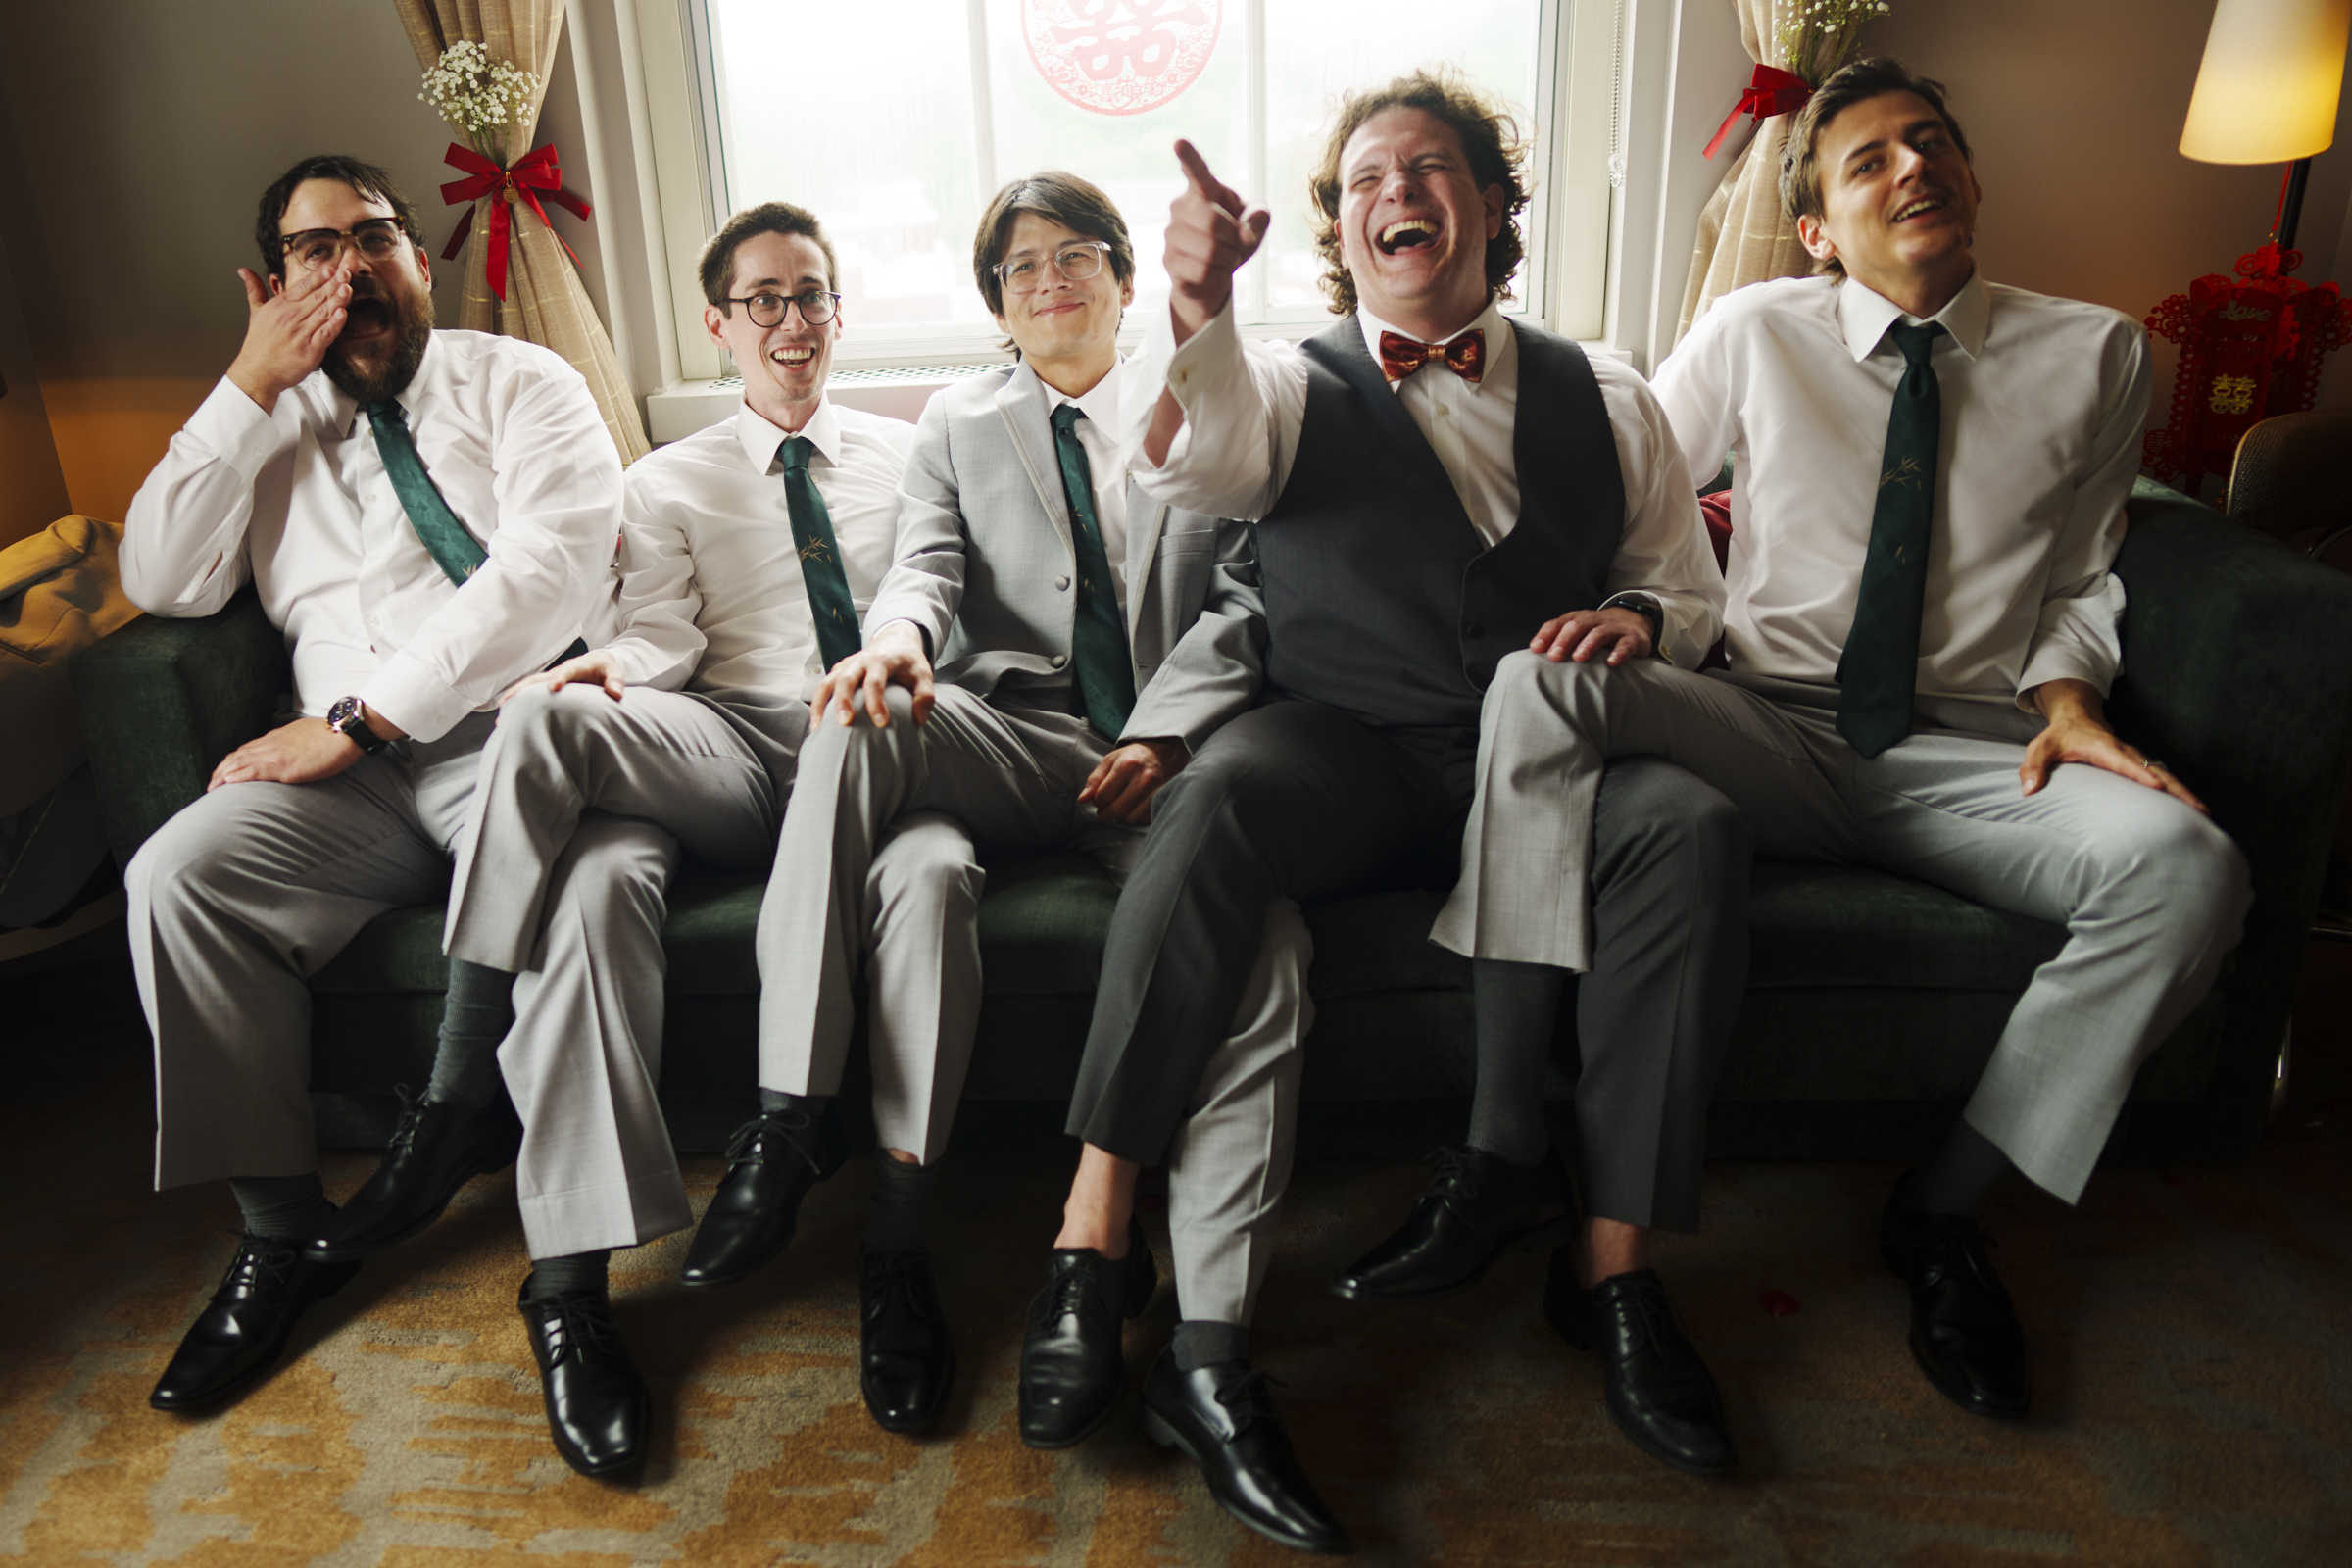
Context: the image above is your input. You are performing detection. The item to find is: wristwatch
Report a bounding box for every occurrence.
[326,695,390,755]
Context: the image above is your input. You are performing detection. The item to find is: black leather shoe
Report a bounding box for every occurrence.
[1329,1145,1571,1301]
[1143,1349,1352,1554]
[1544,1252,1737,1477]
[518,1280,650,1480]
[149,1232,360,1412]
[1880,1189,2031,1419]
[678,1105,847,1289]
[1016,1219,1156,1448]
[860,1250,956,1434]
[306,1087,523,1262]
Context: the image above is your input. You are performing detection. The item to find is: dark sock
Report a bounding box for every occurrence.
[525,1250,612,1300]
[428,958,515,1109]
[1900,1120,2015,1218]
[1468,958,1567,1168]
[760,1088,830,1117]
[1173,1319,1250,1371]
[230,1172,335,1240]
[863,1154,935,1255]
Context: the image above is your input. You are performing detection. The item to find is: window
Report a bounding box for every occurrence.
[661,0,1607,373]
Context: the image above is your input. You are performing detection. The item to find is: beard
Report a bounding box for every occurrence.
[322,280,433,406]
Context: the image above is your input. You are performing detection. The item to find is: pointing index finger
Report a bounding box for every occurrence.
[1174,138,1239,214]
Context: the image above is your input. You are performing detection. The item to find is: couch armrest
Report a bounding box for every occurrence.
[69,587,288,865]
[2109,480,2352,1151]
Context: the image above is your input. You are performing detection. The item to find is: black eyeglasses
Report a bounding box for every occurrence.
[281,220,410,271]
[724,289,843,327]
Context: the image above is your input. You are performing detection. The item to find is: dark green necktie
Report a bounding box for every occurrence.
[367,400,486,584]
[779,436,862,673]
[368,400,586,660]
[1049,403,1137,740]
[1837,320,1945,759]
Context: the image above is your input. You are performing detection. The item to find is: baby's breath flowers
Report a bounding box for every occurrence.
[1774,0,1892,85]
[419,41,543,160]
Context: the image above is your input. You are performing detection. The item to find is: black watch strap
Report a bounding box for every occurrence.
[327,695,390,755]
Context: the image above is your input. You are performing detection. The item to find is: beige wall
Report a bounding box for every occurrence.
[1864,0,2352,416]
[0,97,69,550]
[0,0,609,524]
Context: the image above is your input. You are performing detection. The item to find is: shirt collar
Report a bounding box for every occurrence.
[1037,354,1125,432]
[737,394,842,472]
[1356,298,1513,393]
[1837,268,1989,362]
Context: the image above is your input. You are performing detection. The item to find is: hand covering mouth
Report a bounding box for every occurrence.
[1376,218,1441,255]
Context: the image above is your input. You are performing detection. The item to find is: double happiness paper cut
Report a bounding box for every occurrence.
[1022,0,1222,117]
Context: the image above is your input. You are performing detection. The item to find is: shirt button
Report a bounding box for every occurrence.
[1055,575,1071,591]
[1051,654,1068,669]
[1436,404,1450,416]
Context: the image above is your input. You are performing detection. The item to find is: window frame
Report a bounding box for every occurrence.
[634,0,1619,380]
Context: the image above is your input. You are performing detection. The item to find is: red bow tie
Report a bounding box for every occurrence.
[1379,328,1486,385]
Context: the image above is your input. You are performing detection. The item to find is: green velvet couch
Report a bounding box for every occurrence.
[71,482,2352,1165]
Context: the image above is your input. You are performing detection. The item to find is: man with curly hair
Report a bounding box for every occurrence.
[1030,69,1748,1516]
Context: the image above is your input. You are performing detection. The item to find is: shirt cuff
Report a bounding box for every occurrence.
[187,375,295,481]
[360,651,480,745]
[2013,648,2117,711]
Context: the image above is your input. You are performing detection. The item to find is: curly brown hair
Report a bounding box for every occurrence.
[1779,58,1973,278]
[1306,70,1530,318]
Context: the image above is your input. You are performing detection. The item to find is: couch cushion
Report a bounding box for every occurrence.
[1746,862,2065,991]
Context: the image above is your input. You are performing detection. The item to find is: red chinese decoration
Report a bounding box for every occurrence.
[2143,243,2352,493]
[439,142,592,303]
[1022,0,1221,118]
[1702,65,1813,160]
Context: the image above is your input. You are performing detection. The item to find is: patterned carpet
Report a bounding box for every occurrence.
[4,950,2351,1566]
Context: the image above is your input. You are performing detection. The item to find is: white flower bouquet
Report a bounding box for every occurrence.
[1774,0,1892,86]
[419,40,543,160]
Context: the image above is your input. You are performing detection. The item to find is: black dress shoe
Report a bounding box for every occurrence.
[1143,1349,1352,1555]
[1329,1145,1571,1302]
[150,1232,360,1412]
[1544,1252,1737,1477]
[1016,1219,1156,1449]
[518,1279,650,1480]
[678,1105,847,1289]
[1880,1190,2031,1419]
[306,1088,523,1262]
[860,1250,956,1434]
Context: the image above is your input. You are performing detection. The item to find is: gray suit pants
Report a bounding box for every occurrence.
[1434,652,2254,1203]
[132,713,495,1191]
[441,682,807,1257]
[763,683,1312,1323]
[1074,698,1749,1234]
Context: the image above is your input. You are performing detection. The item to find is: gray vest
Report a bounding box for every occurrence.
[1256,315,1627,775]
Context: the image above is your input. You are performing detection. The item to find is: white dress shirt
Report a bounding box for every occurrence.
[1124,300,1724,665]
[611,398,914,699]
[1652,270,2150,709]
[1039,357,1132,614]
[122,330,621,743]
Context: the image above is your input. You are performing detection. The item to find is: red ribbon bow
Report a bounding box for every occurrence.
[439,142,592,302]
[1379,328,1486,385]
[1702,65,1814,160]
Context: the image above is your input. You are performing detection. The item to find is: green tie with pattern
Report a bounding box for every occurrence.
[1049,403,1137,740]
[368,399,586,660]
[1837,320,1945,759]
[779,436,862,673]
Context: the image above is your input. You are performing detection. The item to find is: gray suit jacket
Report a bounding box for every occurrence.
[863,359,1264,752]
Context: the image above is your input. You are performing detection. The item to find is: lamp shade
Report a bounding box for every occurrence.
[2180,0,2350,163]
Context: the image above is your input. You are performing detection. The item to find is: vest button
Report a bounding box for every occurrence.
[1465,623,1486,638]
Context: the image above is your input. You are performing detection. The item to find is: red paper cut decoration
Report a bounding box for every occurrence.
[1022,0,1221,118]
[2143,243,2352,494]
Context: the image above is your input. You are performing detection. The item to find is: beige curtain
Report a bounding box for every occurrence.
[394,0,651,463]
[1674,0,1817,344]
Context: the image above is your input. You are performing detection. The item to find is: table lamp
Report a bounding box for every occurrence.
[2180,0,2349,249]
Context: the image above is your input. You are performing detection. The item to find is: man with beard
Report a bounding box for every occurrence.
[1444,59,2250,1423]
[122,157,617,1443]
[1046,70,1748,1509]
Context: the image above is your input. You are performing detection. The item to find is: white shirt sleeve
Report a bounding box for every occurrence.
[600,479,707,692]
[1592,359,1726,667]
[357,360,622,739]
[2015,324,2149,704]
[1124,303,1308,522]
[1649,313,1740,492]
[120,378,292,617]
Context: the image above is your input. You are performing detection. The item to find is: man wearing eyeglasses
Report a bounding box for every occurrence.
[122,157,617,1438]
[695,174,1318,1506]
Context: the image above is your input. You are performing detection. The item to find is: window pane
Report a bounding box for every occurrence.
[1261,0,1544,313]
